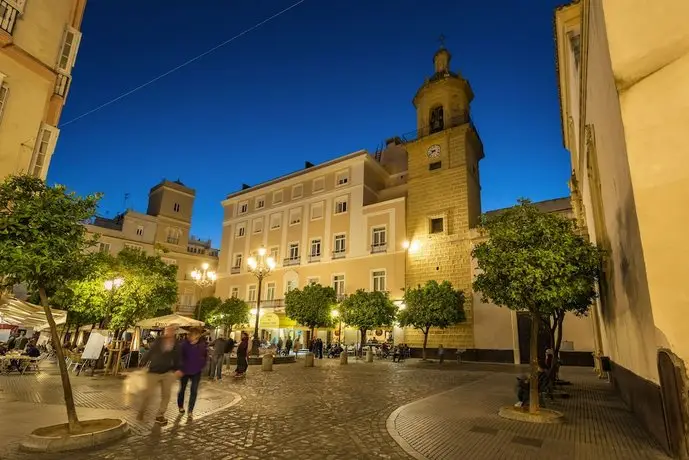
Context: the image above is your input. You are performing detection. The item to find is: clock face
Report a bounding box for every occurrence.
[427,144,441,158]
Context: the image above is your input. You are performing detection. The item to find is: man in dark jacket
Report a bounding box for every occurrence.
[137,326,182,425]
[210,334,227,381]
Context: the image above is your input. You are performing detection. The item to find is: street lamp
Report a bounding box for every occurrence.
[331,309,342,345]
[191,263,217,319]
[103,277,124,327]
[247,246,276,356]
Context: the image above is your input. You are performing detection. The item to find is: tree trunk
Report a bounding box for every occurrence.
[553,313,565,381]
[529,313,540,414]
[360,328,367,357]
[422,327,429,361]
[38,287,81,433]
[310,327,315,350]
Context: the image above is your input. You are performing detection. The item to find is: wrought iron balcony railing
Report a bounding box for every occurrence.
[230,266,241,274]
[54,74,70,97]
[0,1,19,36]
[283,257,300,267]
[308,253,322,263]
[332,250,346,259]
[370,243,388,254]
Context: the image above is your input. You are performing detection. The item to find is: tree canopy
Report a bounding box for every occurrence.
[284,283,336,338]
[471,198,601,413]
[197,296,222,323]
[398,280,466,359]
[0,175,102,433]
[206,297,250,333]
[340,289,397,352]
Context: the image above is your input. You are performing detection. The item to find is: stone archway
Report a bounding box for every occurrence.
[657,349,689,458]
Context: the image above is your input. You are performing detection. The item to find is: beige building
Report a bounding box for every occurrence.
[0,0,86,180]
[216,46,595,361]
[87,180,219,317]
[555,0,689,455]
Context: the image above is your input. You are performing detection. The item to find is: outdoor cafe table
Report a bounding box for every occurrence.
[0,353,33,375]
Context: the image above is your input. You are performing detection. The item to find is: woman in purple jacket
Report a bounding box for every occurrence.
[177,327,208,416]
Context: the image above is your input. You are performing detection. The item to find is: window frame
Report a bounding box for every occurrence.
[310,238,322,258]
[255,195,265,210]
[310,201,324,221]
[334,196,348,215]
[371,269,387,292]
[266,282,276,301]
[333,233,346,255]
[232,253,243,269]
[371,225,387,247]
[230,287,239,298]
[30,123,60,179]
[291,184,303,200]
[269,213,282,230]
[238,201,248,215]
[98,242,111,254]
[332,274,345,297]
[0,76,8,125]
[253,217,264,234]
[312,177,325,193]
[247,284,257,302]
[136,225,144,236]
[235,222,246,238]
[269,246,279,261]
[289,208,302,226]
[56,26,82,75]
[273,190,283,205]
[288,242,300,260]
[335,169,349,187]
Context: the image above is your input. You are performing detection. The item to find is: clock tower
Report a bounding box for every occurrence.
[403,43,484,351]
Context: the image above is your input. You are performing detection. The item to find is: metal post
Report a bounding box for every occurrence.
[251,275,263,356]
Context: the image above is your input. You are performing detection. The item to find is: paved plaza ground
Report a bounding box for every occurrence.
[0,358,670,460]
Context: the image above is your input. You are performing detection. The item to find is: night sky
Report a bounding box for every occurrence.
[48,0,569,248]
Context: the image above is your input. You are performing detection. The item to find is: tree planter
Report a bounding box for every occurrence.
[498,406,564,424]
[20,418,129,453]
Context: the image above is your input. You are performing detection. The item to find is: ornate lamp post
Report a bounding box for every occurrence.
[191,263,217,319]
[103,277,124,328]
[247,246,276,356]
[331,309,342,344]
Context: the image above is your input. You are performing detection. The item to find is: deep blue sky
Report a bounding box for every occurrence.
[48,0,569,248]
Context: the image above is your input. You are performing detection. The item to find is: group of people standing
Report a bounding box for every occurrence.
[137,326,251,425]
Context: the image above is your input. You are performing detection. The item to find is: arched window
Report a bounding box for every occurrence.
[430,106,444,133]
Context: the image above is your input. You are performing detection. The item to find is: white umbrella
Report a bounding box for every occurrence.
[135,314,204,329]
[0,296,67,330]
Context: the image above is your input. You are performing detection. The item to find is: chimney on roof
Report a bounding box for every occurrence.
[305,161,314,169]
[241,183,251,190]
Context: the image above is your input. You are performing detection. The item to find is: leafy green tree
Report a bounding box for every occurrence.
[197,296,222,323]
[472,199,601,414]
[285,283,336,345]
[340,290,397,356]
[207,297,250,335]
[0,175,101,433]
[398,280,466,360]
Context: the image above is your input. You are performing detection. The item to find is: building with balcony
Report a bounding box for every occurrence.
[216,45,595,358]
[86,179,219,316]
[0,0,86,181]
[555,0,689,455]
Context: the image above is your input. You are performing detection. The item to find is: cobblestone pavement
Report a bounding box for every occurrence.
[0,359,669,460]
[389,367,670,460]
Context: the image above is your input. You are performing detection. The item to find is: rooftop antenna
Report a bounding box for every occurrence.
[124,193,131,211]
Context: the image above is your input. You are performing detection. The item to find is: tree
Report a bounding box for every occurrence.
[285,283,336,345]
[0,175,101,433]
[472,199,601,414]
[340,290,397,356]
[207,297,250,335]
[398,280,466,360]
[197,296,222,323]
[66,248,178,334]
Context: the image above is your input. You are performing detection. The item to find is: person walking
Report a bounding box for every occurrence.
[277,337,283,356]
[233,331,250,378]
[137,326,182,425]
[177,327,208,417]
[210,334,228,381]
[438,344,445,365]
[285,337,293,356]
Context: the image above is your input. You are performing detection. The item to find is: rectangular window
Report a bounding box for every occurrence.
[333,234,346,256]
[286,280,297,293]
[136,225,144,236]
[56,27,82,74]
[311,202,323,220]
[372,270,386,292]
[269,246,279,261]
[173,202,180,212]
[429,161,442,171]
[0,83,8,124]
[310,238,322,258]
[333,274,345,297]
[334,197,348,214]
[98,242,110,253]
[270,213,281,230]
[255,196,265,209]
[248,285,257,302]
[292,184,303,200]
[289,208,302,225]
[312,177,325,192]
[31,124,60,179]
[124,243,143,252]
[266,282,276,301]
[306,277,319,286]
[230,287,239,298]
[238,202,248,214]
[336,170,349,187]
[233,254,243,269]
[236,223,246,238]
[253,218,263,234]
[273,190,283,204]
[372,226,387,247]
[430,217,444,234]
[289,243,299,260]
[161,257,177,265]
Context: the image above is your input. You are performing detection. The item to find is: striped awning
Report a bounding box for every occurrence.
[0,296,67,331]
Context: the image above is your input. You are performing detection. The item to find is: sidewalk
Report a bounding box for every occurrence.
[387,366,669,460]
[0,364,240,455]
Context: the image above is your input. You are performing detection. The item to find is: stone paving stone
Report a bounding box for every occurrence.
[0,360,669,460]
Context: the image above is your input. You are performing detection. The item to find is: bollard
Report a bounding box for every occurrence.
[304,352,315,368]
[262,353,274,371]
[366,348,373,363]
[340,352,348,365]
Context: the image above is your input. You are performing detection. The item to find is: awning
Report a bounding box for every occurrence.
[136,314,205,329]
[0,296,67,331]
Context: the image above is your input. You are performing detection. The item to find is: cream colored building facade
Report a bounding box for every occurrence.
[555,0,689,455]
[0,0,86,180]
[217,47,595,362]
[86,180,219,317]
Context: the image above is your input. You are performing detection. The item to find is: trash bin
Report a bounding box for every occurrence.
[262,353,273,371]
